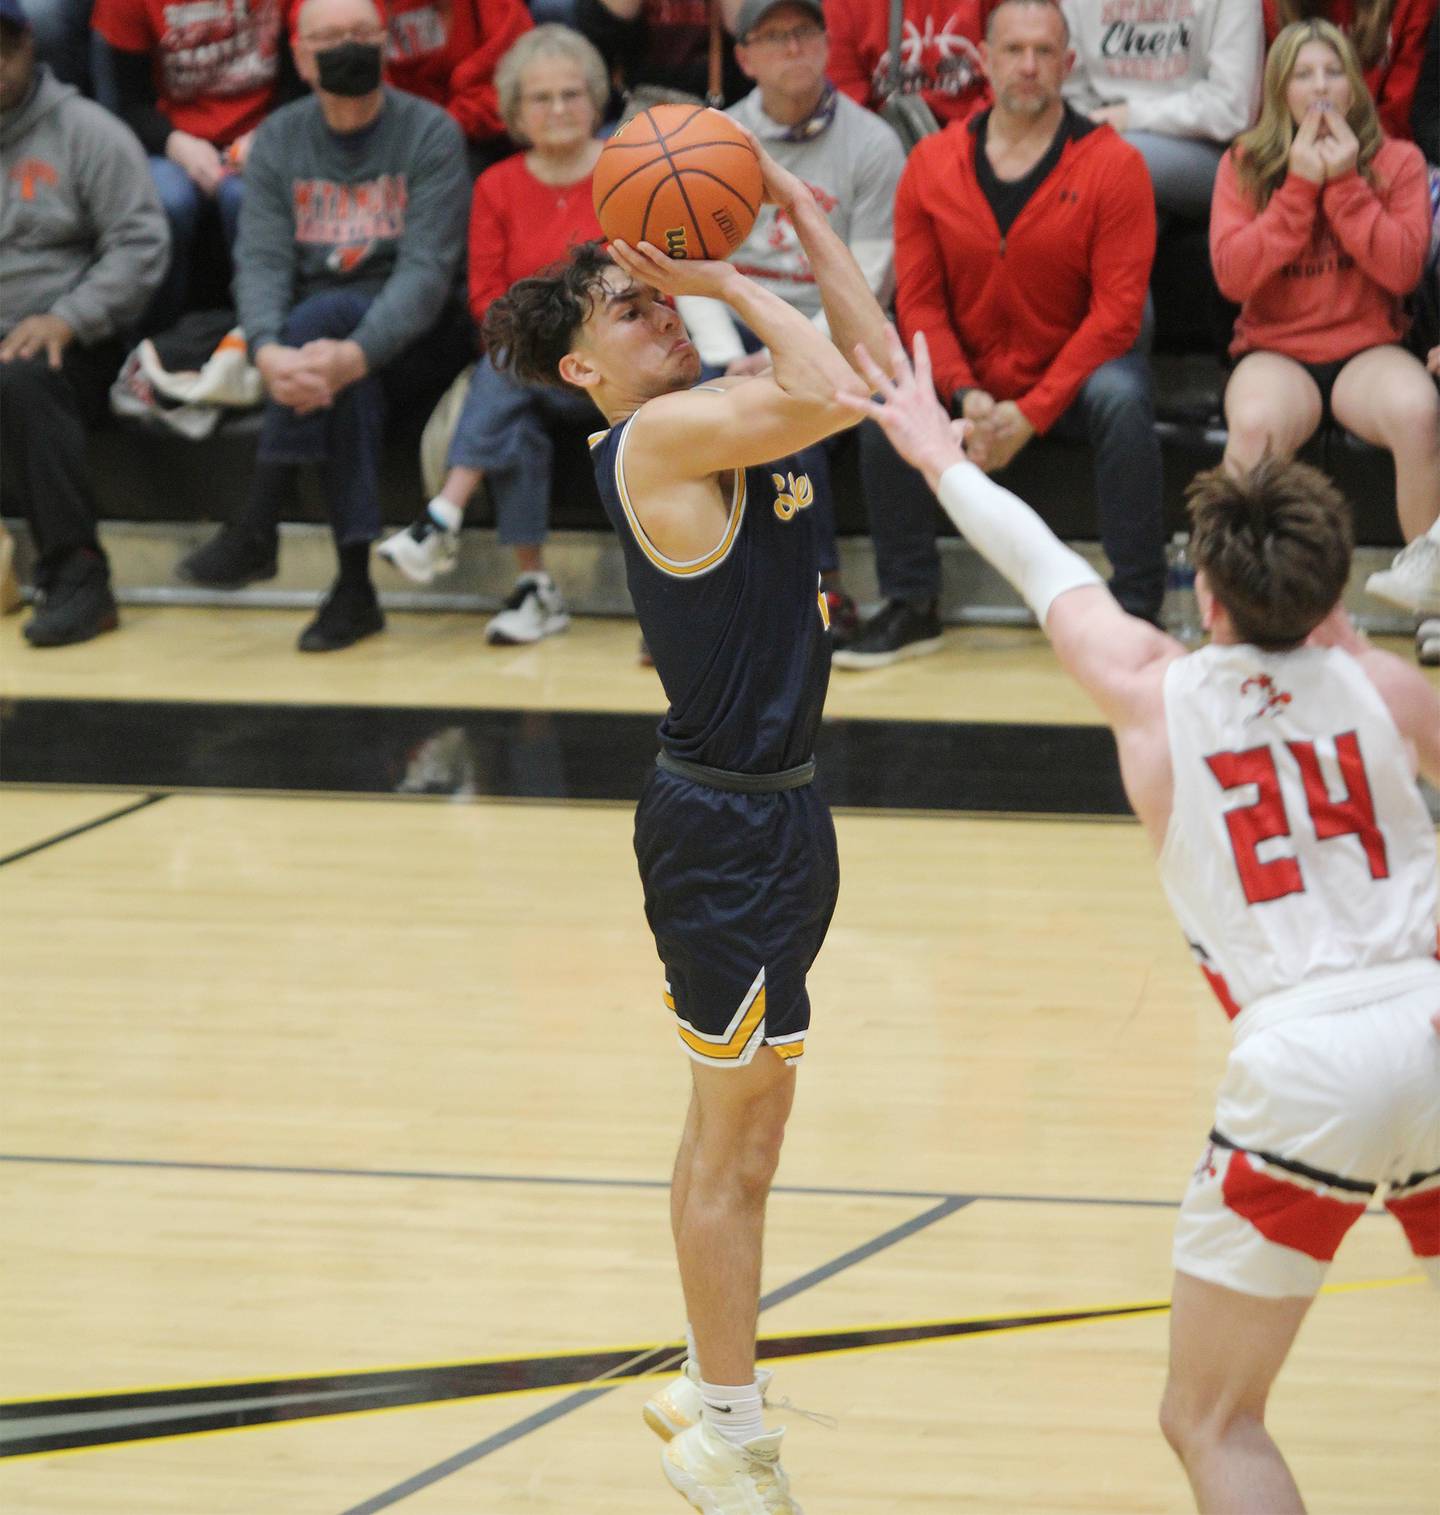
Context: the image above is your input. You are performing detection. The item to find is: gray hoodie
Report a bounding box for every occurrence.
[0,66,169,343]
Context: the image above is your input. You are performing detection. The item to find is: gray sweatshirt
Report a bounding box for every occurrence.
[677,88,905,366]
[235,89,468,371]
[0,66,168,343]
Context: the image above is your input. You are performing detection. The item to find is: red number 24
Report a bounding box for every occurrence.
[1205,733,1390,906]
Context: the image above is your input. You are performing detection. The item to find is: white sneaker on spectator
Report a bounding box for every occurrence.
[378,512,460,584]
[1418,618,1440,667]
[485,571,570,645]
[663,1422,801,1513]
[1365,535,1440,616]
[644,1361,774,1442]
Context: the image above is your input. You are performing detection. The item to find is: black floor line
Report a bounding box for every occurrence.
[0,698,1132,816]
[336,1199,973,1514]
[0,793,168,868]
[0,1150,1180,1209]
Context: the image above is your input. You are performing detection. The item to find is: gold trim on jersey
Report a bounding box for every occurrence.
[614,417,747,579]
[670,967,767,1065]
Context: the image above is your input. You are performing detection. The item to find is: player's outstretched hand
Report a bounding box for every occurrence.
[838,326,971,490]
[609,238,737,301]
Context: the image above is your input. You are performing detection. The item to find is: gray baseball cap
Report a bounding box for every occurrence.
[735,0,824,42]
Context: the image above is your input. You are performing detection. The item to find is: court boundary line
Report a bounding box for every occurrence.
[336,1198,973,1515]
[0,1150,1179,1208]
[0,779,1137,827]
[0,793,168,869]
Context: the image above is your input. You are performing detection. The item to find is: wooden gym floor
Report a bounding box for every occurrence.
[1,608,1436,1514]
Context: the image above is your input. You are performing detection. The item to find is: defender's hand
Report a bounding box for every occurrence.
[837,325,971,490]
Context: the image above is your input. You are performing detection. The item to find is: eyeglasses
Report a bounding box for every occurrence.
[302,25,385,47]
[520,86,592,110]
[743,22,824,49]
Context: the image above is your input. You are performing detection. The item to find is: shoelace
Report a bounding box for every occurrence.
[762,1390,838,1431]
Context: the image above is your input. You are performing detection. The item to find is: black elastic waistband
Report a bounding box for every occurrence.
[656,750,816,794]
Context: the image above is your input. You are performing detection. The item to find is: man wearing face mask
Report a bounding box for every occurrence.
[177,0,472,652]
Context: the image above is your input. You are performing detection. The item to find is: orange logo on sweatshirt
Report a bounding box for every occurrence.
[9,158,58,200]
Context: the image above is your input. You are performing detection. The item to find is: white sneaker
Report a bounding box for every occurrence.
[644,1361,774,1442]
[663,1422,802,1514]
[1418,618,1440,667]
[485,572,570,646]
[1366,536,1440,616]
[377,513,460,584]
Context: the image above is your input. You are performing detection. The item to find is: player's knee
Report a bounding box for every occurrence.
[1159,1378,1260,1463]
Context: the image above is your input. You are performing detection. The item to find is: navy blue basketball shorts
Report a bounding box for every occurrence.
[633,766,840,1069]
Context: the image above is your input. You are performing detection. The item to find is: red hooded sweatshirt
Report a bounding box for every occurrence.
[1261,0,1437,139]
[1210,137,1430,362]
[382,0,532,142]
[823,0,995,126]
[894,111,1156,433]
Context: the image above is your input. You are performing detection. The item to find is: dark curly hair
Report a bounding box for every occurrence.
[1186,456,1353,651]
[482,240,614,390]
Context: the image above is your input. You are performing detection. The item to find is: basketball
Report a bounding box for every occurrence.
[592,104,763,261]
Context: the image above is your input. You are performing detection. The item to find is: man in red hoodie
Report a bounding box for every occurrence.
[836,0,1165,665]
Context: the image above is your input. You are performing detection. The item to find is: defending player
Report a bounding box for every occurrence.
[842,327,1440,1514]
[482,147,888,1513]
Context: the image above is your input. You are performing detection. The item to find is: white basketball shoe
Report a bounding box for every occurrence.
[1418,618,1439,667]
[377,512,460,584]
[644,1360,774,1441]
[485,571,570,645]
[663,1422,802,1513]
[1365,534,1440,616]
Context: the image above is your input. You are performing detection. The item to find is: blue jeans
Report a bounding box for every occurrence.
[446,355,598,547]
[146,156,245,332]
[862,322,1166,621]
[257,290,471,547]
[1125,131,1224,224]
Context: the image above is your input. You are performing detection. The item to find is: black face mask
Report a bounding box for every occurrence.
[315,40,383,97]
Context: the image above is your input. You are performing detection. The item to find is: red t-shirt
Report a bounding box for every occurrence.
[1210,137,1430,362]
[468,151,602,327]
[382,0,532,142]
[1261,0,1438,139]
[93,0,284,146]
[823,0,995,126]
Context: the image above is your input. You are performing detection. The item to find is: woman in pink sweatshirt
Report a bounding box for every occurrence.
[1211,18,1437,637]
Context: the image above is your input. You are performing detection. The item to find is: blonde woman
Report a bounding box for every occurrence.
[1211,19,1438,654]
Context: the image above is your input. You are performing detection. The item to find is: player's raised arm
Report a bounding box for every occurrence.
[840,327,1183,724]
[608,237,868,475]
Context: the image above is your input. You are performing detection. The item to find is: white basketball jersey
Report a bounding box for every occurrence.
[1158,642,1438,1018]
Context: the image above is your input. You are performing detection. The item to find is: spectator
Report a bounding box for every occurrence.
[0,0,168,647]
[824,0,994,128]
[1263,0,1438,140]
[380,0,532,171]
[1211,18,1437,656]
[674,0,906,644]
[576,0,751,109]
[177,0,471,653]
[840,0,1163,667]
[93,0,289,329]
[1061,0,1263,222]
[378,24,610,645]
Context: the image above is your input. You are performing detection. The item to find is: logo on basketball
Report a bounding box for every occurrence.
[772,471,814,522]
[664,227,689,259]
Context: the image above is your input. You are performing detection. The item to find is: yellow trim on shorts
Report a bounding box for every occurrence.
[614,417,746,579]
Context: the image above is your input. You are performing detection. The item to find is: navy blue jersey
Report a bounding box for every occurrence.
[590,395,833,774]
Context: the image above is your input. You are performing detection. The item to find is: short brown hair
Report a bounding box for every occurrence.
[1185,457,1353,650]
[482,240,613,390]
[986,0,1069,43]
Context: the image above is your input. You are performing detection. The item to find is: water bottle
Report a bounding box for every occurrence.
[1165,531,1201,644]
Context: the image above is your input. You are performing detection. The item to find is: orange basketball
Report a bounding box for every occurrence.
[592,104,763,261]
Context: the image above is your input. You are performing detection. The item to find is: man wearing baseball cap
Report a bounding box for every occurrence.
[0,0,168,645]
